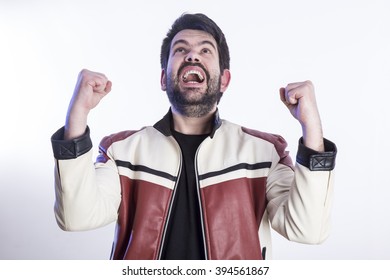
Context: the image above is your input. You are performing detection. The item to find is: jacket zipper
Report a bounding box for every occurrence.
[156,143,182,260]
[194,144,208,259]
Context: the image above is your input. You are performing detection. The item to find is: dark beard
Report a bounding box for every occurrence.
[166,63,222,118]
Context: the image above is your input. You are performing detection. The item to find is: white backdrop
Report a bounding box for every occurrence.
[0,0,389,260]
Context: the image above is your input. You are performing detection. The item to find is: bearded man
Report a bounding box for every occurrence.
[51,13,337,260]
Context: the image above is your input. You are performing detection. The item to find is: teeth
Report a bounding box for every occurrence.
[183,70,204,82]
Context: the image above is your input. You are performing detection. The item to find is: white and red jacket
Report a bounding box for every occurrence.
[51,110,337,260]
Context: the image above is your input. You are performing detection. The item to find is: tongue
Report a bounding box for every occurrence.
[184,73,201,83]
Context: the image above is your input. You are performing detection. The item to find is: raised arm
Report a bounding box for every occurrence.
[266,81,337,244]
[51,69,121,231]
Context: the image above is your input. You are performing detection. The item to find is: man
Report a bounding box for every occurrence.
[51,13,337,260]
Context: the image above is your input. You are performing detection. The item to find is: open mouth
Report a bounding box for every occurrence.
[182,69,205,84]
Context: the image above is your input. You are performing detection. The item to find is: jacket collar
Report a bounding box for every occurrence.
[153,108,222,139]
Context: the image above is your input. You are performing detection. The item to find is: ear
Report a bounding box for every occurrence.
[219,69,231,93]
[160,69,167,91]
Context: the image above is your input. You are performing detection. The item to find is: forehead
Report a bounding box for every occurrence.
[171,29,217,48]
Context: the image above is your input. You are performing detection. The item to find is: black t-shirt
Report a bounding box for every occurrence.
[160,130,209,260]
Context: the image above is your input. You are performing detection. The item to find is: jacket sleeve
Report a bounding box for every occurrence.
[51,127,121,231]
[266,137,337,244]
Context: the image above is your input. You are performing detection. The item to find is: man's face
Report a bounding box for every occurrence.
[161,29,230,118]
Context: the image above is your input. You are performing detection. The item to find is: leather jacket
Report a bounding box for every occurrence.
[51,110,337,260]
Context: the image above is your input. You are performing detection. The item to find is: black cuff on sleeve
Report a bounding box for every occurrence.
[51,126,93,159]
[296,137,337,171]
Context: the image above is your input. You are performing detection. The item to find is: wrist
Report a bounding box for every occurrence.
[302,123,324,152]
[64,109,89,140]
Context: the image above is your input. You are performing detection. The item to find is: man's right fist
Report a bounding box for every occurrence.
[71,69,112,113]
[64,69,112,140]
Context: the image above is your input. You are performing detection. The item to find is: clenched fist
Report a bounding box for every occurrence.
[279,80,324,152]
[64,69,112,140]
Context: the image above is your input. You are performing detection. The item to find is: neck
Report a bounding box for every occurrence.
[171,107,216,135]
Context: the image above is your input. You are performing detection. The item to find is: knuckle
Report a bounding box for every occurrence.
[305,80,314,89]
[80,69,89,76]
[79,69,92,81]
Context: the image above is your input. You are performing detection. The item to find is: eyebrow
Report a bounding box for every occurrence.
[171,39,217,51]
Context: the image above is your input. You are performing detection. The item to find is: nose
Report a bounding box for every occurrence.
[185,50,200,63]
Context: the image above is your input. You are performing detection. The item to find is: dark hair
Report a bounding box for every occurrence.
[160,13,230,72]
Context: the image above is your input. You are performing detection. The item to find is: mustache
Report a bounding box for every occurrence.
[177,62,210,81]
